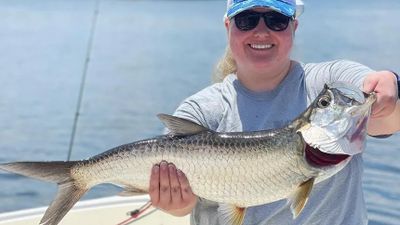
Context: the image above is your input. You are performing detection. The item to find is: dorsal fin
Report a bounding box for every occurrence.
[157,114,209,135]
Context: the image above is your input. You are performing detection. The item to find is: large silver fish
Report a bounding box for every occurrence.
[0,82,376,225]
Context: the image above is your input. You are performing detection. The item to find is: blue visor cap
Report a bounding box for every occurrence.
[227,0,296,19]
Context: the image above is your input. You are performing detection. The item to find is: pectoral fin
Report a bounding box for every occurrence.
[218,204,246,225]
[288,178,315,218]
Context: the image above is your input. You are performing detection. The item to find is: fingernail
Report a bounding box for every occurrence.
[160,161,168,171]
[153,164,159,172]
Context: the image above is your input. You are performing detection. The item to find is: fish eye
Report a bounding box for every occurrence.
[317,96,331,108]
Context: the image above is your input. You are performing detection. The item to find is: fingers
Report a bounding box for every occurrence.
[372,96,395,118]
[363,71,397,118]
[177,169,195,203]
[363,76,378,94]
[159,161,171,206]
[149,161,182,209]
[149,164,160,206]
[371,92,397,118]
[148,161,197,213]
[169,164,182,202]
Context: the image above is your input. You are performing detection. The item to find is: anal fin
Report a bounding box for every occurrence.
[289,178,315,218]
[218,204,246,225]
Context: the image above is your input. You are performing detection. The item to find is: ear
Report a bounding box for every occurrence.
[224,17,230,34]
[293,19,299,32]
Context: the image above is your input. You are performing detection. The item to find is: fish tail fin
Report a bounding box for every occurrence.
[0,161,89,225]
[0,161,76,183]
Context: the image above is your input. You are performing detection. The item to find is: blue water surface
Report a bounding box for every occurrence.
[0,0,399,224]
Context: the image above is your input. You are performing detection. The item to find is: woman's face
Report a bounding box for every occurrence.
[225,7,298,75]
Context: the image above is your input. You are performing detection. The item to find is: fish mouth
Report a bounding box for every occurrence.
[305,144,349,167]
[345,92,377,146]
[348,92,376,116]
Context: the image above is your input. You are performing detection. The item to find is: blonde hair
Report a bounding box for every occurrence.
[212,47,237,83]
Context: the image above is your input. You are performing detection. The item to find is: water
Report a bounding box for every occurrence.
[0,0,399,224]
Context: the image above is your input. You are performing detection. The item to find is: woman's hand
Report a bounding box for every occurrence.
[363,71,398,118]
[363,71,400,135]
[149,161,197,217]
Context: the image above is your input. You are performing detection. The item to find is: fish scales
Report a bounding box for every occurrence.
[70,128,316,207]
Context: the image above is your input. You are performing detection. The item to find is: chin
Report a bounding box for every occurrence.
[250,61,276,70]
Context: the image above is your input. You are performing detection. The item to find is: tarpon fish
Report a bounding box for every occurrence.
[0,82,376,225]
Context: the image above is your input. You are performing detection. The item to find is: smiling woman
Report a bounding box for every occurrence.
[147,0,400,225]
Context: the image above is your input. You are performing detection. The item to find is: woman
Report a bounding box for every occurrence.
[148,0,400,224]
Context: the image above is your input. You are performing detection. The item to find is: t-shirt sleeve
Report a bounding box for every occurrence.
[327,60,374,88]
[172,84,226,131]
[304,60,375,99]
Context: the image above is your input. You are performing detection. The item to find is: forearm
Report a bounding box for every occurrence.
[367,100,400,136]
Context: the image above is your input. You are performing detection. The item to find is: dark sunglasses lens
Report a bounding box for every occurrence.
[234,11,260,31]
[264,12,290,31]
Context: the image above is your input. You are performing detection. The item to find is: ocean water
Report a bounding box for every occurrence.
[0,0,399,224]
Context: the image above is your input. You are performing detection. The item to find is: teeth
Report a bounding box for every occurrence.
[250,44,273,49]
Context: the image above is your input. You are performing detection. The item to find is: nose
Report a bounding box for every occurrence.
[253,17,271,37]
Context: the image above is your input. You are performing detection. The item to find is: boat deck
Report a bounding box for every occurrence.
[0,195,189,225]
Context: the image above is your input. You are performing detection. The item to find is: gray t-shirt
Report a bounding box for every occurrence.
[173,60,373,225]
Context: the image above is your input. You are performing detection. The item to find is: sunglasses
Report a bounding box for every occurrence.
[234,10,293,32]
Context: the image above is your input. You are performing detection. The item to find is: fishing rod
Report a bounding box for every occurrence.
[67,0,101,161]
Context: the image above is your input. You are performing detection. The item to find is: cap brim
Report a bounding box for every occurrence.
[227,0,296,18]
